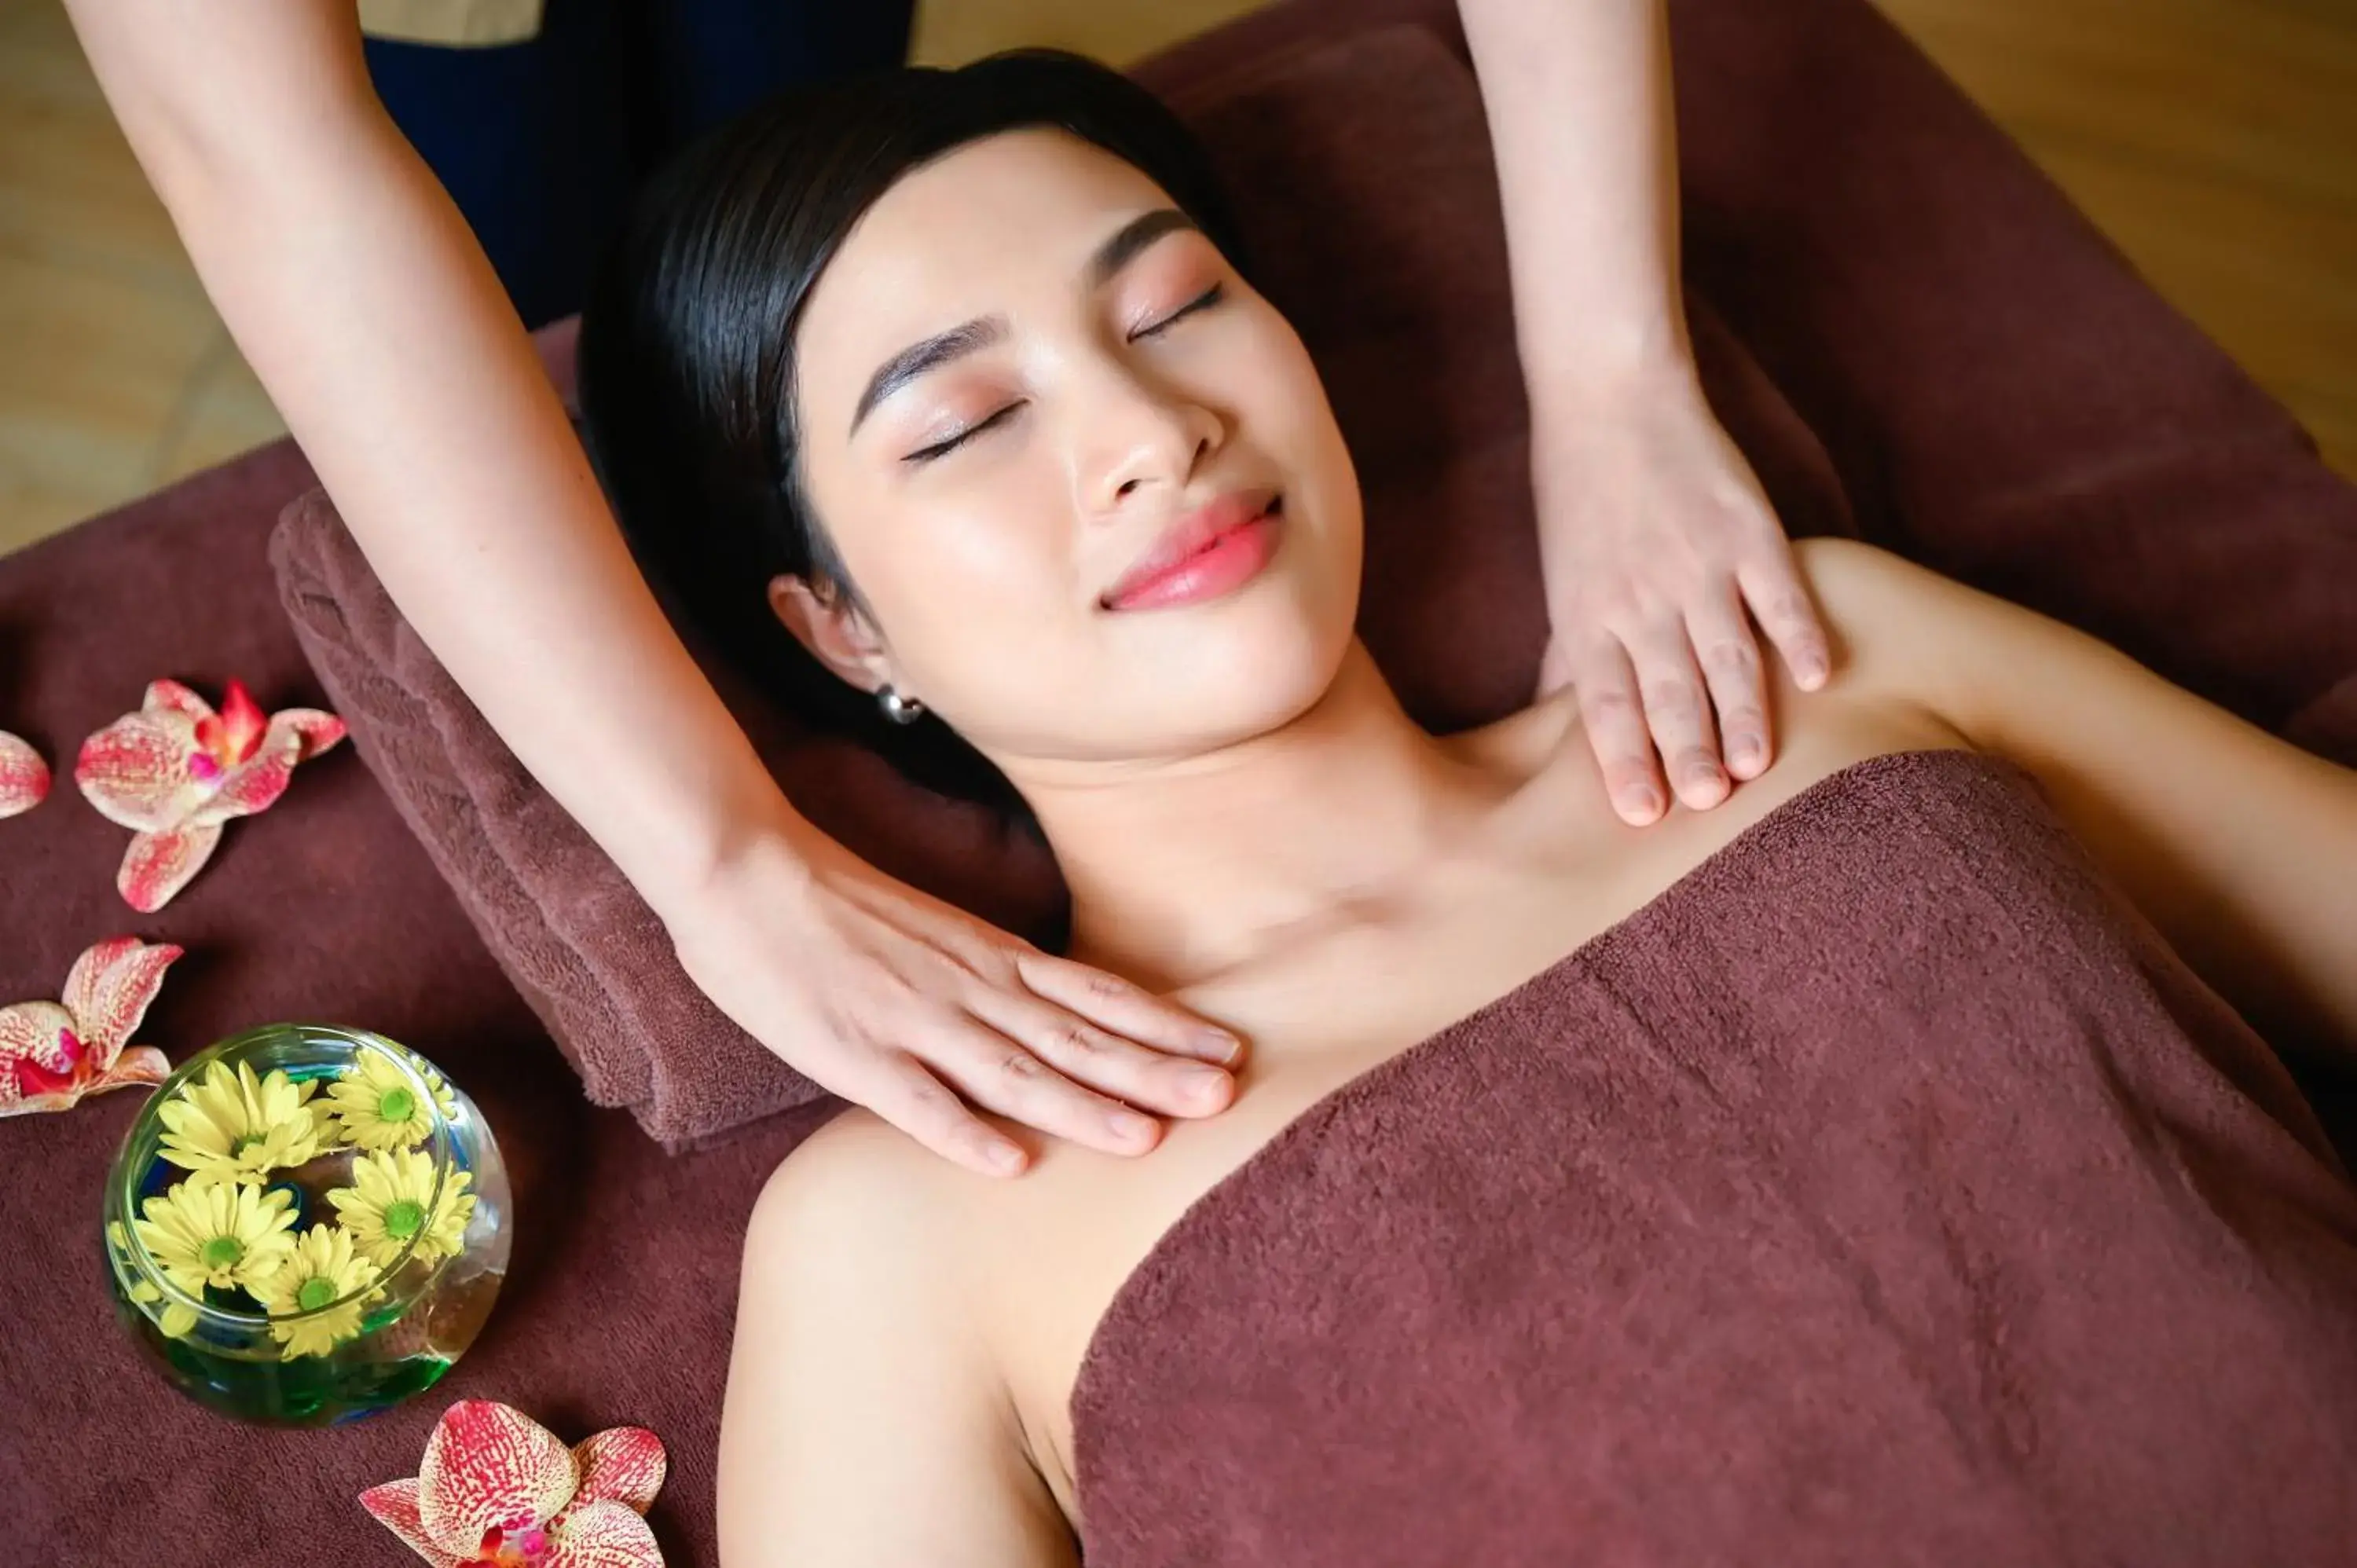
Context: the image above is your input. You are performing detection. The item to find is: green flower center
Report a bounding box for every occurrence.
[376,1087,416,1124]
[200,1236,244,1270]
[231,1131,268,1158]
[295,1275,339,1312]
[383,1199,426,1240]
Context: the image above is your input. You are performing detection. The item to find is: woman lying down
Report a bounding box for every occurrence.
[575,51,2357,1568]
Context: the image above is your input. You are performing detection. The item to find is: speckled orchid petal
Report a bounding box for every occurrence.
[75,710,206,832]
[570,1427,667,1515]
[416,1400,581,1551]
[268,705,346,762]
[0,1001,78,1078]
[189,731,300,827]
[141,680,216,725]
[358,1478,467,1568]
[88,1046,170,1097]
[188,708,344,828]
[0,731,47,819]
[0,941,178,1116]
[62,937,183,1065]
[82,683,345,907]
[118,822,223,914]
[194,679,268,768]
[0,1083,79,1117]
[547,1499,665,1568]
[0,1002,81,1116]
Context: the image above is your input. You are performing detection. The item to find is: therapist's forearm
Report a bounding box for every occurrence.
[1458,0,1696,411]
[64,0,808,911]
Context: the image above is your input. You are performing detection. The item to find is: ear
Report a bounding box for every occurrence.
[767,575,900,697]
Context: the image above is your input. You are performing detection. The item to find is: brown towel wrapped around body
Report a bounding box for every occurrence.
[1070,749,2357,1565]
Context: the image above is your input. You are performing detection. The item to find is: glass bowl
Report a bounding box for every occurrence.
[101,1024,511,1427]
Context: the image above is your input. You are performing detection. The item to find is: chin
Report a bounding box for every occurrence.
[1162,613,1351,753]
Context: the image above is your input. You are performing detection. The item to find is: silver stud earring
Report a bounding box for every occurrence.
[877,686,926,724]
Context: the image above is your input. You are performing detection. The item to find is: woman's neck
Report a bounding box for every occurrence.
[1010,642,1516,991]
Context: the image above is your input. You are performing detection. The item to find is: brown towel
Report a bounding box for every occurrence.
[1071,749,2357,1565]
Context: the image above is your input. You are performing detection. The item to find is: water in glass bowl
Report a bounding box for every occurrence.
[102,1024,512,1427]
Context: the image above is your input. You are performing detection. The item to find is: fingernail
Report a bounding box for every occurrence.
[988,1141,1025,1173]
[1109,1108,1158,1141]
[1200,1029,1243,1064]
[1729,738,1761,771]
[1182,1063,1230,1096]
[1627,786,1662,819]
[1798,655,1827,688]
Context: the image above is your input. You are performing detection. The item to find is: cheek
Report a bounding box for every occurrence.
[1239,326,1363,572]
[845,487,1091,709]
[1237,321,1351,478]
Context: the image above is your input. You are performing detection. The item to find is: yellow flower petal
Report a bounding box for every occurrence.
[254,1224,380,1360]
[325,1147,475,1270]
[157,1059,329,1181]
[130,1177,297,1295]
[159,1301,199,1339]
[325,1050,437,1151]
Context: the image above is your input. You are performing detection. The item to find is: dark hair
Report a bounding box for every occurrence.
[577,49,1248,811]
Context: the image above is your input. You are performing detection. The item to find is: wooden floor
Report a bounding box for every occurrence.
[1,0,2350,555]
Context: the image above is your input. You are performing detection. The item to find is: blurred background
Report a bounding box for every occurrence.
[2,0,2350,557]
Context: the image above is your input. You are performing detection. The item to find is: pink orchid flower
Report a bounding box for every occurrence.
[75,679,346,913]
[361,1400,668,1568]
[0,936,181,1117]
[0,730,48,819]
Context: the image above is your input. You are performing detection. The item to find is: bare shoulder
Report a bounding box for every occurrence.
[750,1105,951,1233]
[725,1112,1072,1566]
[740,1105,977,1307]
[1788,534,2136,736]
[1439,537,1959,779]
[1791,534,1965,642]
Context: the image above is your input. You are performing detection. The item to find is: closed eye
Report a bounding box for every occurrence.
[1132,283,1224,341]
[904,402,1022,464]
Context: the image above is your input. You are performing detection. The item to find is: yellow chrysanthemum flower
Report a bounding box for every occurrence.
[253,1223,379,1359]
[325,1050,437,1151]
[156,1059,331,1182]
[325,1146,475,1269]
[131,1176,297,1296]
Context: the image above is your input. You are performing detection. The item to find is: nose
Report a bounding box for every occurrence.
[1075,357,1224,519]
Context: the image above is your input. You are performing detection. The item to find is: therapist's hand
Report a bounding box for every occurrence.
[1532,367,1831,825]
[666,826,1243,1178]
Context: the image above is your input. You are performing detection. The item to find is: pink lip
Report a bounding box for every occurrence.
[1101,489,1284,612]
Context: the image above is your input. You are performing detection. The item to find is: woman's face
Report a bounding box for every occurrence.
[786,128,1362,769]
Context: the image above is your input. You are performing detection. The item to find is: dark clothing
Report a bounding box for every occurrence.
[364,0,915,328]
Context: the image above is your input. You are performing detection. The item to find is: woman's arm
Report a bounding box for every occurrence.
[60,0,1241,1174]
[1808,538,2357,1058]
[1457,0,1831,825]
[721,1121,1076,1567]
[68,5,775,907]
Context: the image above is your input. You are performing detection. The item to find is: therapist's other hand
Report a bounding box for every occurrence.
[666,826,1242,1178]
[1532,368,1831,825]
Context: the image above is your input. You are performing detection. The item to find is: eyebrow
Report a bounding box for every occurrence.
[1084,206,1199,290]
[848,207,1203,438]
[849,316,1008,435]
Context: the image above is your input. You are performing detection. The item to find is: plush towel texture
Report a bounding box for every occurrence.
[1071,749,2357,1565]
[272,0,2357,1152]
[9,0,2357,1560]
